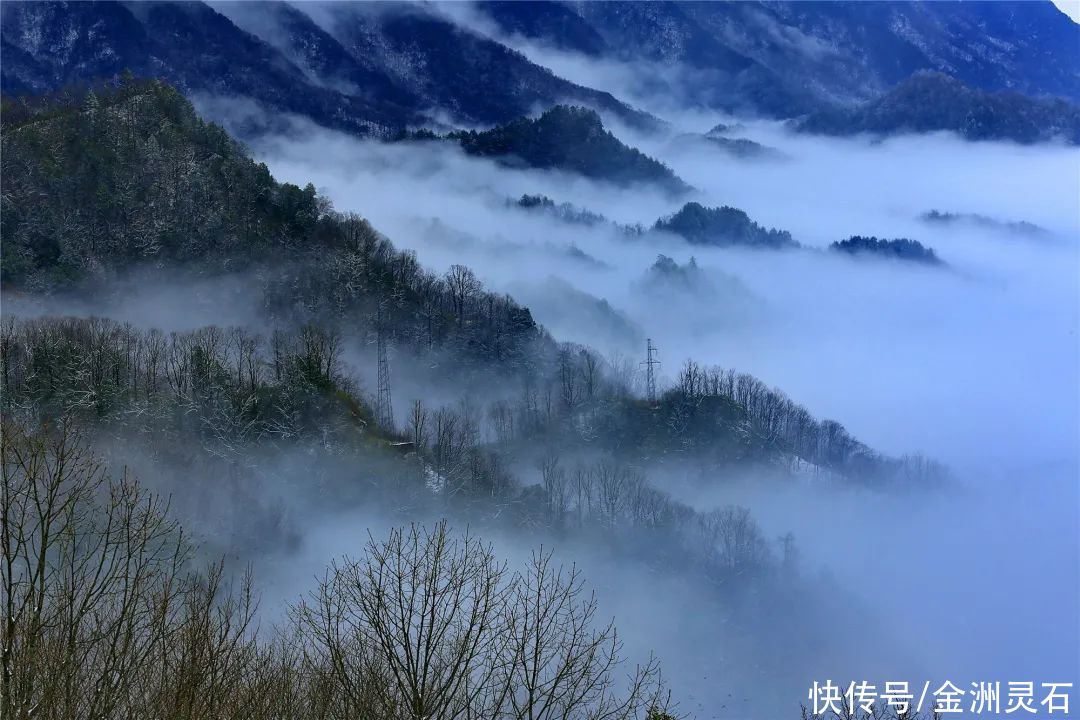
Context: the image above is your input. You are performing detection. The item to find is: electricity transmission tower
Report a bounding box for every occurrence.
[642,338,660,405]
[376,325,394,432]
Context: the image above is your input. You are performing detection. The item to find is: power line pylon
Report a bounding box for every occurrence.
[642,338,660,405]
[376,324,394,432]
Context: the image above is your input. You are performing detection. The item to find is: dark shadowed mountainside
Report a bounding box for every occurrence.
[0,0,655,137]
[796,71,1080,144]
[5,0,1077,137]
[478,1,1080,113]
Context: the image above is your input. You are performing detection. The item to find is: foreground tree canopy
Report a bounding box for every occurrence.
[1,419,672,720]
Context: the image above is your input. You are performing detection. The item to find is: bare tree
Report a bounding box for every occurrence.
[446,265,481,326]
[0,415,682,720]
[295,521,511,720]
[1,418,186,720]
[495,550,669,720]
[409,398,429,449]
[698,506,770,574]
[538,455,568,525]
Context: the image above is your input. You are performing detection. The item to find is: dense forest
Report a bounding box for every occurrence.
[1,79,544,378]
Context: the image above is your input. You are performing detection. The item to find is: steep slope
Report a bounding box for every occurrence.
[301,2,654,129]
[473,1,1080,115]
[472,0,610,57]
[0,80,931,489]
[0,0,654,134]
[736,1,1080,102]
[0,79,542,374]
[560,0,819,116]
[796,71,1080,144]
[209,1,420,110]
[7,1,1076,131]
[0,0,410,134]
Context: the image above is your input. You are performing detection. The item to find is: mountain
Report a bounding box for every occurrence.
[0,0,408,135]
[471,0,610,57]
[1,79,931,487]
[445,105,688,192]
[796,71,1080,144]
[0,0,654,137]
[233,2,656,129]
[0,79,542,374]
[473,1,1080,118]
[654,202,797,249]
[532,1,819,116]
[5,1,1077,137]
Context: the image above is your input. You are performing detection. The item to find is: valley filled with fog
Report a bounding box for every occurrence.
[205,80,1079,715]
[3,3,1079,718]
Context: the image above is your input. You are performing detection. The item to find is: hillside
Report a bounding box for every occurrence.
[0,79,543,373]
[6,1,1076,133]
[0,82,957,716]
[0,80,931,490]
[796,72,1080,144]
[0,0,407,135]
[478,1,1080,113]
[0,0,653,136]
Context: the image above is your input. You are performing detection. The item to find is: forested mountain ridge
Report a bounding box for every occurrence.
[0,78,943,491]
[511,195,801,251]
[796,71,1080,144]
[0,0,654,136]
[4,0,1076,140]
[478,1,1080,112]
[1,79,326,285]
[1,79,543,375]
[0,79,957,715]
